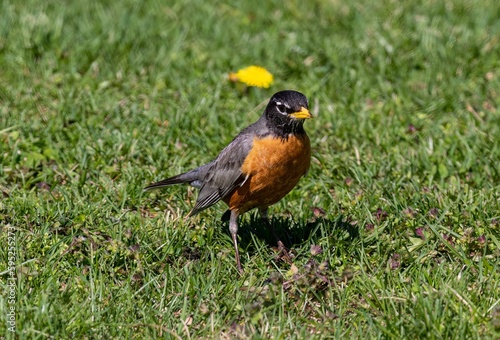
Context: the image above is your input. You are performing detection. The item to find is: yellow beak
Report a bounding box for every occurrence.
[289,107,313,119]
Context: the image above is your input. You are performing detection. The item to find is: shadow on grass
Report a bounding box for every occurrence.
[225,212,359,254]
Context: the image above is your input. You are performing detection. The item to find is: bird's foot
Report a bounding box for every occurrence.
[274,240,294,265]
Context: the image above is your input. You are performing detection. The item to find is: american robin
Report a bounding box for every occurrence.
[145,90,312,272]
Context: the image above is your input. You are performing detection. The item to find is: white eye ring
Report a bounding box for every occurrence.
[275,101,287,115]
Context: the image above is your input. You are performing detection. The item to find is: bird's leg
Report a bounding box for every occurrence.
[258,207,292,264]
[229,210,243,274]
[258,207,269,223]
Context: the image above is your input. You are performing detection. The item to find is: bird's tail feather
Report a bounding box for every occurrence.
[144,174,189,191]
[144,165,207,191]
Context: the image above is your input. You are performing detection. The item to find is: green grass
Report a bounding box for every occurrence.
[1,0,499,338]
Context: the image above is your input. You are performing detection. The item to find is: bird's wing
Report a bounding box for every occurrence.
[187,131,256,217]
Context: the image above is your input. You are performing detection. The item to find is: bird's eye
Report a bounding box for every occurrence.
[276,103,287,115]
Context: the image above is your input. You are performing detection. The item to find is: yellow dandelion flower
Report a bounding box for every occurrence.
[229,65,273,88]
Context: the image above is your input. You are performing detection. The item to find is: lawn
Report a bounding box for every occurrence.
[0,0,499,338]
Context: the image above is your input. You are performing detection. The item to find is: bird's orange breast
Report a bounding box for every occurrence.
[223,134,311,214]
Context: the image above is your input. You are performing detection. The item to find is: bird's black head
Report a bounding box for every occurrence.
[264,90,312,137]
